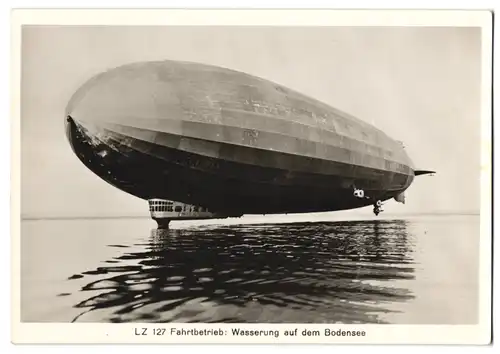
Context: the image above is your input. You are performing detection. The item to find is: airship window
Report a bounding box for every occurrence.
[175,205,182,212]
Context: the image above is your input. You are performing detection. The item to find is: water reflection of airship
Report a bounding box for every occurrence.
[64,60,434,228]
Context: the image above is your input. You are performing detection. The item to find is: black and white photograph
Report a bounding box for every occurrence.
[11,9,492,345]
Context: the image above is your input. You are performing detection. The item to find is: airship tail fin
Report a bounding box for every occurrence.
[394,192,406,204]
[415,170,436,176]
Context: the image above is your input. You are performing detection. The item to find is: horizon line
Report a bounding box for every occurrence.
[20,210,481,221]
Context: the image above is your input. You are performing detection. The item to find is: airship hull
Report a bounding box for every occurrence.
[65,60,416,216]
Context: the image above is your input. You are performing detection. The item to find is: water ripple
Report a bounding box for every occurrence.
[69,219,416,323]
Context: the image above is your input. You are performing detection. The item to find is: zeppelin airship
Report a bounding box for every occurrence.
[65,60,434,228]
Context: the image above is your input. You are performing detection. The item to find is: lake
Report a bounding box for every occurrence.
[20,214,479,324]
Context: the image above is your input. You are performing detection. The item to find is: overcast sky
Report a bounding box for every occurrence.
[20,26,482,218]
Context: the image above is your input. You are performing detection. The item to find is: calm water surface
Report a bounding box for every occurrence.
[21,215,479,324]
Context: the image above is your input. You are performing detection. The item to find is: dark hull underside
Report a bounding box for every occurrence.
[67,117,414,215]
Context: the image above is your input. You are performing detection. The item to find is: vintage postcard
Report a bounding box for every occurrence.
[11,9,493,345]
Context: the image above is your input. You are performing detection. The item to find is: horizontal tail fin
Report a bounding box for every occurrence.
[415,170,436,176]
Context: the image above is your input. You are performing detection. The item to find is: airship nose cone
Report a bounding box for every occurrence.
[64,115,77,152]
[64,114,91,157]
[65,112,107,159]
